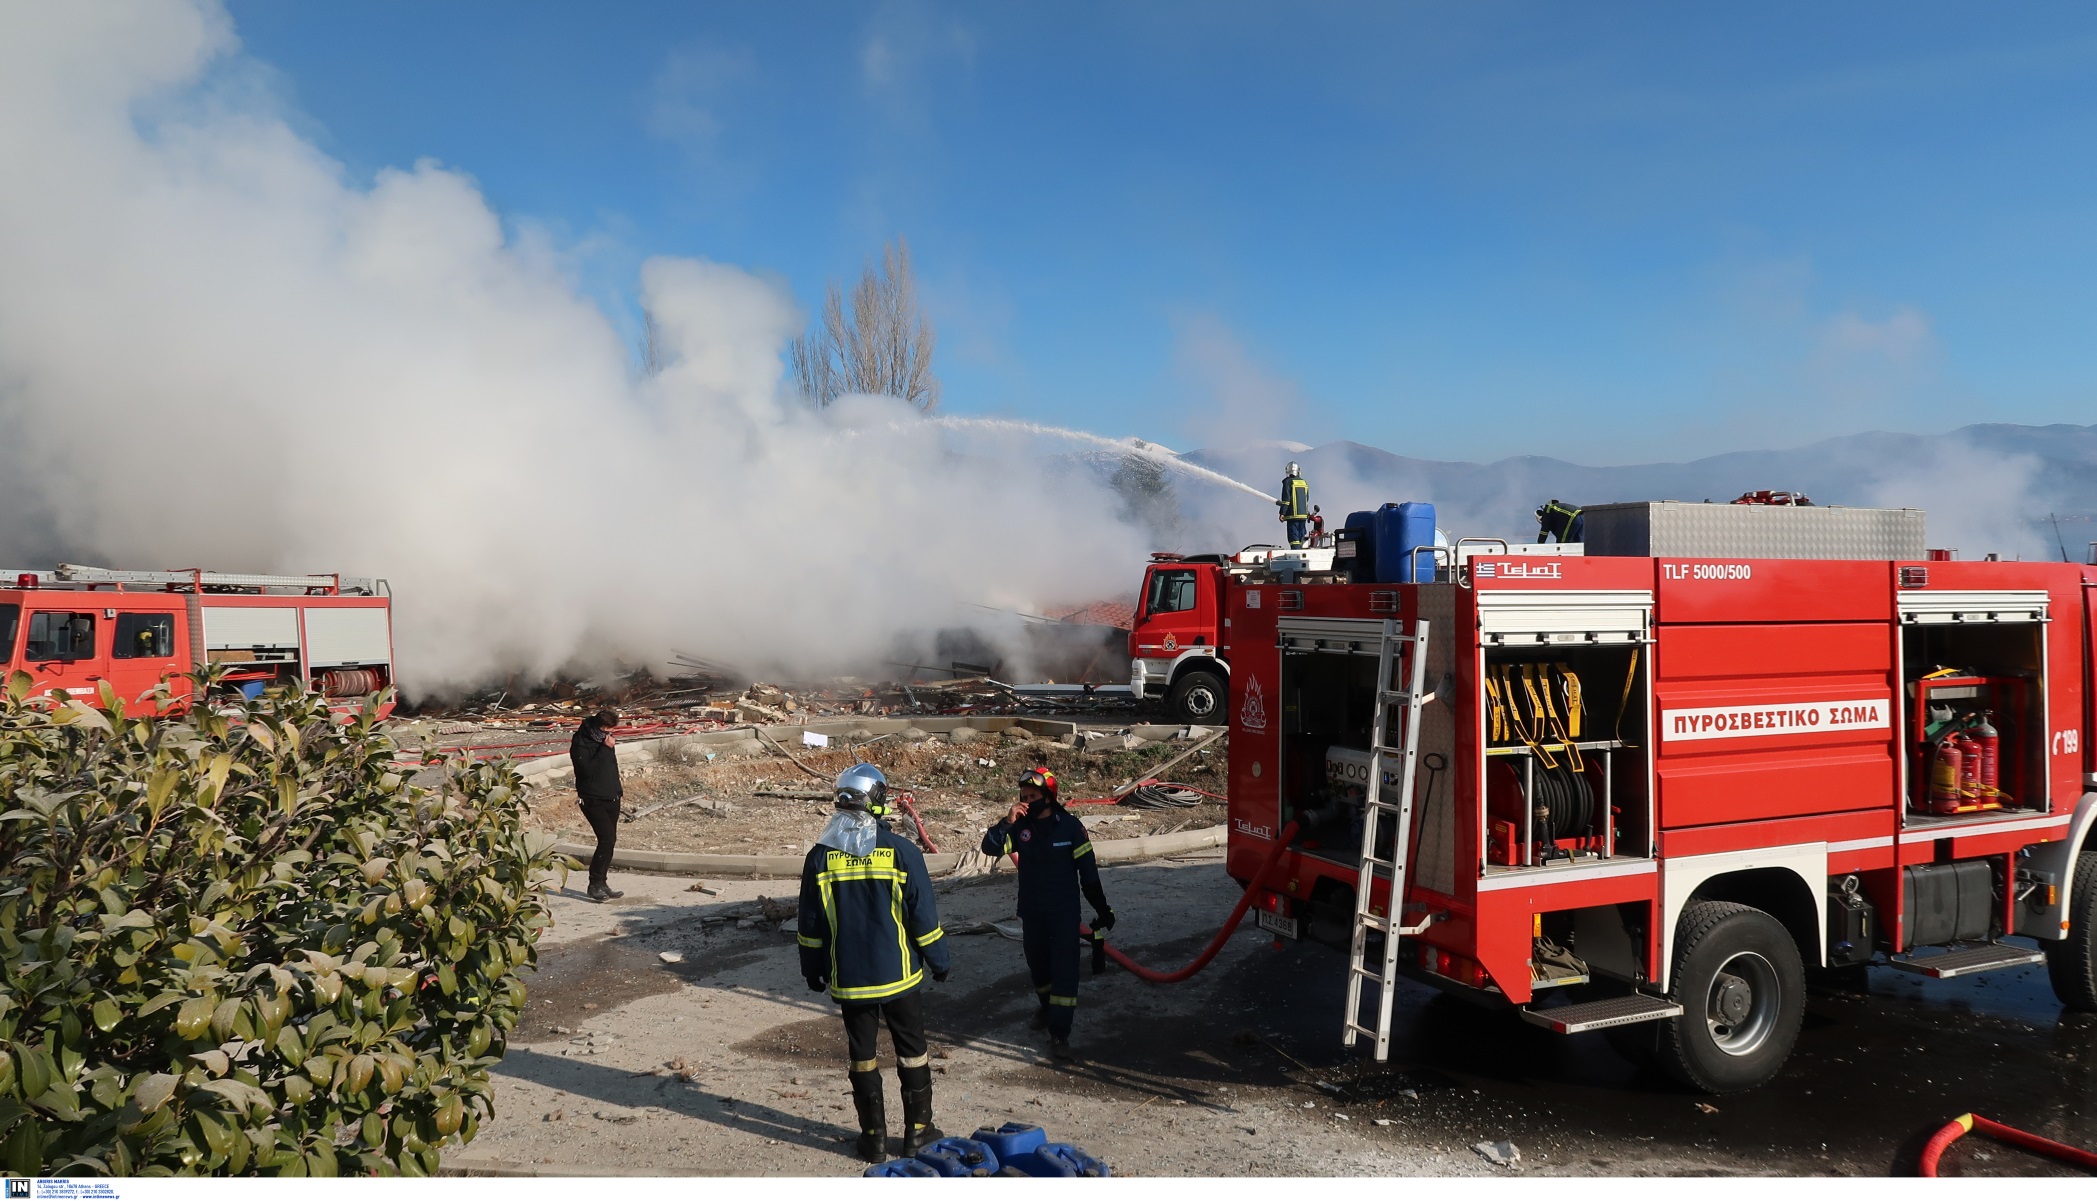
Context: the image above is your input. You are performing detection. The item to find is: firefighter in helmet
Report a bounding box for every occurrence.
[797,763,950,1163]
[1278,462,1312,549]
[979,767,1113,1060]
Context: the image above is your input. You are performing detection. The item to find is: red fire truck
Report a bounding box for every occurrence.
[0,564,396,717]
[1219,516,2097,1092]
[1129,546,1336,722]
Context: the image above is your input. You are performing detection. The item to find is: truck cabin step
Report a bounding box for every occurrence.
[1520,993,1682,1034]
[1887,942,2046,979]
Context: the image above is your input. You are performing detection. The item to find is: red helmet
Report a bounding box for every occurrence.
[1018,766,1058,803]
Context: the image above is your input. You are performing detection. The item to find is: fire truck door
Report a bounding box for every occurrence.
[108,609,181,711]
[22,605,108,700]
[1136,566,1214,658]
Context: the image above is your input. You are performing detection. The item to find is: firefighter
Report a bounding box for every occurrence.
[979,767,1113,1060]
[1536,498,1584,544]
[568,710,625,902]
[798,763,951,1164]
[1278,462,1312,548]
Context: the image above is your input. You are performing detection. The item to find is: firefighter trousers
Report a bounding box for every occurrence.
[840,989,929,1072]
[1021,912,1080,1039]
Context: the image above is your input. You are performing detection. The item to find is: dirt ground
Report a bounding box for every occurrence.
[520,730,1228,857]
[443,849,2097,1178]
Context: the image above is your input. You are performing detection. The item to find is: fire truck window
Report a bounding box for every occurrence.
[0,605,16,659]
[113,613,175,659]
[26,611,95,661]
[1146,569,1198,616]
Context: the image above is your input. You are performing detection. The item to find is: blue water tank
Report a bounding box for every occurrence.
[1372,502,1437,583]
[863,1158,940,1177]
[970,1122,1047,1162]
[1339,510,1378,582]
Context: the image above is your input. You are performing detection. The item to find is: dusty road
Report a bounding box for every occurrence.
[449,852,2097,1177]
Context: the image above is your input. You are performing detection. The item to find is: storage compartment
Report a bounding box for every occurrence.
[1898,610,2046,820]
[1482,642,1651,867]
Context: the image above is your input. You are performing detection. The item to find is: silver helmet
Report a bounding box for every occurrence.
[834,762,890,816]
[1286,461,1300,477]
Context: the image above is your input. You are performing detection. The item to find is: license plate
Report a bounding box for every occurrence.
[1255,909,1300,939]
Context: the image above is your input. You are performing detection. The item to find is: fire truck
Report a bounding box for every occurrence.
[0,564,396,717]
[1216,505,2097,1092]
[1129,545,1336,722]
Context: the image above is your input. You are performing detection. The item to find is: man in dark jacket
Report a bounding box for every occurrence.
[569,710,624,902]
[979,767,1113,1060]
[799,763,950,1163]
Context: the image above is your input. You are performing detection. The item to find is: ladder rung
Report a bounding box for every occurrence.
[1379,691,1415,704]
[1350,965,1386,982]
[1354,914,1388,932]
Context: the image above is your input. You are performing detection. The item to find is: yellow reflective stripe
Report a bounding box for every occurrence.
[892,876,911,975]
[914,926,945,947]
[898,1053,929,1069]
[1048,995,1077,1007]
[1035,983,1051,994]
[831,970,923,1002]
[1072,842,1093,858]
[818,867,909,885]
[797,934,825,949]
[851,1059,879,1073]
[1002,837,1014,855]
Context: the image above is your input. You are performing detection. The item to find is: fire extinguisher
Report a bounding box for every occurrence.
[1929,734,1964,813]
[1970,710,2000,799]
[1955,731,1983,802]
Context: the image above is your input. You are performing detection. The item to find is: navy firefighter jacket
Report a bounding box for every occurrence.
[980,808,1109,918]
[798,827,950,1003]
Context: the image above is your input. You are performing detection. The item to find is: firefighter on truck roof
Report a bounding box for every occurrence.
[979,767,1115,1060]
[1278,461,1312,548]
[797,763,950,1164]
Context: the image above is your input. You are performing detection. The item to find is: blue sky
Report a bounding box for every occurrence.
[224,1,2097,465]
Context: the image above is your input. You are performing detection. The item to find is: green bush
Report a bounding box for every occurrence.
[0,671,564,1176]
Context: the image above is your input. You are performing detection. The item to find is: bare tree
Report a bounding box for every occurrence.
[790,238,940,412]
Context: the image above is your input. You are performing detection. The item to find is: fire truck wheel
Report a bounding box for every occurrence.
[1657,901,1805,1094]
[1167,669,1228,723]
[2043,851,2097,1011]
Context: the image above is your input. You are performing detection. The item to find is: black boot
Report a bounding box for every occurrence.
[849,1070,887,1163]
[898,1063,941,1157]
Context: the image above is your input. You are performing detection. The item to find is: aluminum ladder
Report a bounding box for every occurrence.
[1341,616,1433,1061]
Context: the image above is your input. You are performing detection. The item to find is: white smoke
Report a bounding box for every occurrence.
[0,1,1165,691]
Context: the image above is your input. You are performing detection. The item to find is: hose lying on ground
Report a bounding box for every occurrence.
[1919,1113,2097,1176]
[1076,820,1301,985]
[895,791,940,854]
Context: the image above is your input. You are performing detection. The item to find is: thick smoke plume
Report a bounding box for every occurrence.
[0,1,1169,691]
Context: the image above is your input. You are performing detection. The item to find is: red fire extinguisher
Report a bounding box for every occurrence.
[1970,711,2000,800]
[1955,731,1983,803]
[1929,735,1964,813]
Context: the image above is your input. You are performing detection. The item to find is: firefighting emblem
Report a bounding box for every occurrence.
[1240,674,1268,731]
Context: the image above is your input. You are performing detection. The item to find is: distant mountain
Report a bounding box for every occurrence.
[1186,423,2097,562]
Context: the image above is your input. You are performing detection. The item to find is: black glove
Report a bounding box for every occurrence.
[1092,908,1116,932]
[932,970,950,983]
[806,976,828,993]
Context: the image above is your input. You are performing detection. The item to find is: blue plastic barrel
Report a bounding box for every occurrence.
[915,1136,999,1177]
[863,1158,940,1178]
[237,681,267,700]
[1340,511,1377,581]
[970,1122,1047,1161]
[1372,501,1438,583]
[1001,1142,1112,1177]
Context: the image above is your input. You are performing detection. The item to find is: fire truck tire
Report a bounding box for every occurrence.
[1656,901,1805,1094]
[1167,669,1228,724]
[2043,851,2097,1011]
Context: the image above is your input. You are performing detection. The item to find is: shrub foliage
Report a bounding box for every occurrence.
[0,672,561,1175]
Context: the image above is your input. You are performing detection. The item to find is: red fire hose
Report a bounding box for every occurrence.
[1919,1113,2097,1176]
[1075,820,1301,985]
[896,791,940,854]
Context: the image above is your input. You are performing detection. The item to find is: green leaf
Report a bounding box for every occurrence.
[91,998,121,1032]
[132,1073,179,1115]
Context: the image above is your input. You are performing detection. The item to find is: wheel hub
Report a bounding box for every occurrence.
[1712,974,1753,1025]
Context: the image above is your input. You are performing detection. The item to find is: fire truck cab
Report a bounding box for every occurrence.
[1130,546,1335,722]
[1225,513,2097,1093]
[0,564,396,718]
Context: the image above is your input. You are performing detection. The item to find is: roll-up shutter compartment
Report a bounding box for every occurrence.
[202,607,300,655]
[303,608,392,668]
[1477,590,1652,645]
[1896,589,2048,625]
